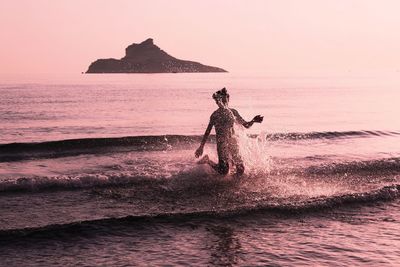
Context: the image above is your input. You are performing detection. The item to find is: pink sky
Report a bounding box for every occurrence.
[1,0,400,75]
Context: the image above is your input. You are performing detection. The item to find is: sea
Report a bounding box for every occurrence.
[0,73,399,266]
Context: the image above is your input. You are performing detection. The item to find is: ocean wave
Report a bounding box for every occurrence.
[0,184,398,241]
[305,157,400,175]
[1,130,397,162]
[1,157,400,194]
[0,173,165,193]
[264,130,400,141]
[0,135,204,162]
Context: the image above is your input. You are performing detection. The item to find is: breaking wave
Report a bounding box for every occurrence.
[305,157,400,175]
[0,184,398,241]
[0,130,398,162]
[1,157,399,194]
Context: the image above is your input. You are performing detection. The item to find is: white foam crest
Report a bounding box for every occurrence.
[271,175,350,198]
[0,172,156,192]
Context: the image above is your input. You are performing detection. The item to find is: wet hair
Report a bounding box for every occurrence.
[212,87,229,101]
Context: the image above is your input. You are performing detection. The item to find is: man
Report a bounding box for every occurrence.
[195,88,263,175]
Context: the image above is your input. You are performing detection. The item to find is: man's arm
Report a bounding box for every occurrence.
[195,120,213,157]
[231,109,263,129]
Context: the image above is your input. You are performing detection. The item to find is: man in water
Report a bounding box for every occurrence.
[195,88,263,175]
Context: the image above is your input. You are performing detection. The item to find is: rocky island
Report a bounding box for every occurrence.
[86,38,227,73]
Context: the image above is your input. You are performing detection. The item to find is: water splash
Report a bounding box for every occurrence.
[235,127,272,174]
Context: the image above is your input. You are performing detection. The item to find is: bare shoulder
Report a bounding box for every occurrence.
[230,108,239,115]
[210,110,219,121]
[230,108,245,123]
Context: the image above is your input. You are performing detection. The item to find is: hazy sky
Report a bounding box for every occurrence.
[1,0,400,75]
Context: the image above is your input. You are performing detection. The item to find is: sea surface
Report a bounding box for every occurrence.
[0,73,399,266]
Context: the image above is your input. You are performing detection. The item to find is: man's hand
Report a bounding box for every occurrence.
[252,115,264,123]
[195,146,204,158]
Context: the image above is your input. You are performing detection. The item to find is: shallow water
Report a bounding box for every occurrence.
[0,73,400,266]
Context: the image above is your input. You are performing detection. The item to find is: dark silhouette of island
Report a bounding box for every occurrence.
[86,38,227,73]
